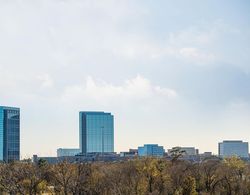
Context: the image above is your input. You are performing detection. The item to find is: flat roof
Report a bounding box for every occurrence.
[79,111,112,115]
[0,106,20,110]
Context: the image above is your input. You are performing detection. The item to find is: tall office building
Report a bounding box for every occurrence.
[219,140,249,158]
[0,106,20,162]
[79,111,114,154]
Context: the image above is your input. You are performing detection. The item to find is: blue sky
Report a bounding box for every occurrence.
[0,0,249,157]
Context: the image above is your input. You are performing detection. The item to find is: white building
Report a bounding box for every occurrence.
[218,140,249,158]
[168,147,198,156]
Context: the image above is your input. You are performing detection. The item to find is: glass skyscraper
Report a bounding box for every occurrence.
[79,111,114,154]
[0,106,20,162]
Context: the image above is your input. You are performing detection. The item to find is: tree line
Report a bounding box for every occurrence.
[0,156,250,195]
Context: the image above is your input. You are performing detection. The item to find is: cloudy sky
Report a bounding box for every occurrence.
[0,0,250,158]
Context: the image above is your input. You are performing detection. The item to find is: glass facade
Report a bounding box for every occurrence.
[219,140,249,158]
[0,106,20,162]
[79,112,114,154]
[0,109,3,160]
[138,144,165,157]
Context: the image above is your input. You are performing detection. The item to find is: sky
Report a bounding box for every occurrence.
[0,0,250,158]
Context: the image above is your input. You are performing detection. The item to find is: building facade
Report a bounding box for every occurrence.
[57,148,81,157]
[219,140,249,158]
[0,106,20,162]
[180,147,198,156]
[79,111,114,154]
[168,147,198,156]
[138,144,165,157]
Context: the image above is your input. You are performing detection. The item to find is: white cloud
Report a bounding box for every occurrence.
[61,75,177,104]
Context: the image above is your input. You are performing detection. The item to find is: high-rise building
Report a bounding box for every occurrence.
[218,140,249,158]
[57,148,81,157]
[138,144,165,157]
[0,106,20,162]
[79,111,114,154]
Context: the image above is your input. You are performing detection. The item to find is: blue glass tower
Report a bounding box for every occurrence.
[79,111,114,154]
[0,106,20,162]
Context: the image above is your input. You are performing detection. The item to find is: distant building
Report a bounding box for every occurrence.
[33,155,59,164]
[219,140,249,158]
[181,147,198,156]
[120,149,138,157]
[33,153,120,164]
[120,152,136,157]
[79,111,114,154]
[168,147,198,156]
[138,144,165,157]
[129,149,138,154]
[57,148,81,157]
[200,152,212,157]
[0,106,20,162]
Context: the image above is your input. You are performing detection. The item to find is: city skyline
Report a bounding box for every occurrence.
[1,105,249,159]
[0,0,250,158]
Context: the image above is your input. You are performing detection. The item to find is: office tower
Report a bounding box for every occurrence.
[219,140,249,158]
[79,111,114,154]
[138,144,165,157]
[57,148,81,157]
[0,106,20,162]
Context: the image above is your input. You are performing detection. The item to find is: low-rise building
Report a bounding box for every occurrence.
[120,149,138,157]
[200,152,212,157]
[57,148,81,157]
[168,147,198,156]
[218,140,249,158]
[138,144,165,157]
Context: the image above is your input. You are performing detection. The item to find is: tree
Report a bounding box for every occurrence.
[0,157,249,194]
[200,159,221,193]
[37,158,48,168]
[182,176,198,195]
[0,162,48,195]
[50,161,75,195]
[219,157,248,195]
[170,147,185,164]
[18,163,48,195]
[68,163,91,194]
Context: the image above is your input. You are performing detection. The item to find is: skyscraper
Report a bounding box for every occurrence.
[0,106,20,162]
[79,111,114,154]
[219,140,249,158]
